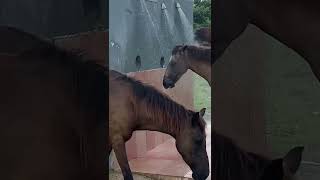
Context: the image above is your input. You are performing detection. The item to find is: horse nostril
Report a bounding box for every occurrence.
[163,79,170,89]
[163,79,175,89]
[163,79,168,88]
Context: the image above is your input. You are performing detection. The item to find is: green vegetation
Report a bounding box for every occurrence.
[193,0,211,30]
[193,74,211,113]
[192,0,211,119]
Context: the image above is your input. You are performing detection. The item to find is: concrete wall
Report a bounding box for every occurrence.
[109,0,193,72]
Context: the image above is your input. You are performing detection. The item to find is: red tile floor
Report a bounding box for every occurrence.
[114,123,212,179]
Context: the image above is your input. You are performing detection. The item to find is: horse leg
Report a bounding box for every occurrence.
[112,137,133,180]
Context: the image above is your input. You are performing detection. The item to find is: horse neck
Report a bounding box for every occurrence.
[247,0,320,60]
[187,57,211,85]
[135,100,191,138]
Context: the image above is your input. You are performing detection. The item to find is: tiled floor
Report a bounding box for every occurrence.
[126,124,212,179]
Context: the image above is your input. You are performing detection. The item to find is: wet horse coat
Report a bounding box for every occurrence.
[0,26,107,180]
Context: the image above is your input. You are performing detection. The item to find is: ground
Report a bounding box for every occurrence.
[109,170,152,180]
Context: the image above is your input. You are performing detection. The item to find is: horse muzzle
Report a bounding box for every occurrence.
[163,78,175,89]
[191,165,209,180]
[192,172,209,180]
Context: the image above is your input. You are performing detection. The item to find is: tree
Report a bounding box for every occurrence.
[193,0,211,30]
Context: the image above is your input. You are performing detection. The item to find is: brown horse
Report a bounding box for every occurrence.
[194,27,211,46]
[163,44,211,89]
[0,26,107,180]
[212,129,304,180]
[213,0,320,81]
[109,69,209,180]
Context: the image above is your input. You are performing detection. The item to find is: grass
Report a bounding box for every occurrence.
[193,73,211,119]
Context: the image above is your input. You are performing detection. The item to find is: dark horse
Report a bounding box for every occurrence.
[109,70,209,180]
[0,26,107,180]
[212,129,304,180]
[194,27,211,46]
[213,0,320,81]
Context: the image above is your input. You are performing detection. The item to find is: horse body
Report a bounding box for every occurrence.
[109,70,209,180]
[194,27,211,46]
[0,27,107,180]
[163,45,212,89]
[212,130,303,180]
[213,0,320,80]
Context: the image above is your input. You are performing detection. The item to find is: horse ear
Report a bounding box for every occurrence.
[199,108,206,117]
[192,108,206,127]
[192,112,200,127]
[282,146,304,175]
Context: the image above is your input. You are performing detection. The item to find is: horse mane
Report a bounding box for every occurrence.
[172,45,211,64]
[213,131,270,180]
[1,26,107,124]
[111,70,207,134]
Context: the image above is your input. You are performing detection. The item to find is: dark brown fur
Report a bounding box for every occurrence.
[114,73,206,133]
[172,45,211,64]
[194,27,211,45]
